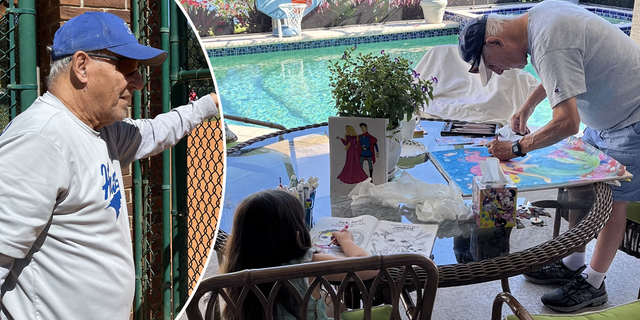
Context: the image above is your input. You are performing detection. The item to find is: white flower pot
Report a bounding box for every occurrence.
[420,0,448,24]
[386,124,403,176]
[400,114,419,141]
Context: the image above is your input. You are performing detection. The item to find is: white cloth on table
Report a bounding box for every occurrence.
[348,171,471,223]
[414,44,539,126]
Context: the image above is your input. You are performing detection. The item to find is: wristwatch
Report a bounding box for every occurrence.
[512,139,527,157]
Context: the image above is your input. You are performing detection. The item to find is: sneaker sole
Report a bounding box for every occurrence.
[544,293,608,313]
[523,274,573,285]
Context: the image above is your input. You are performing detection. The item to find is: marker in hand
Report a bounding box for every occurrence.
[330,225,348,246]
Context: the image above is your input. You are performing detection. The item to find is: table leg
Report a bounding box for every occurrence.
[553,188,564,238]
[500,277,511,293]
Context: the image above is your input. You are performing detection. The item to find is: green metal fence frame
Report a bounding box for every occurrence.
[132,1,220,319]
[133,1,169,319]
[1,0,37,129]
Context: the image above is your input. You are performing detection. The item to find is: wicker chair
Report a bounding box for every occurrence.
[491,292,640,320]
[185,254,439,320]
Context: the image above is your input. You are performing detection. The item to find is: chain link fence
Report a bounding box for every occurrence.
[134,1,223,319]
[177,16,223,306]
[134,0,167,319]
[0,1,19,131]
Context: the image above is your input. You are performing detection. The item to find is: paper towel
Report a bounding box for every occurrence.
[347,171,471,222]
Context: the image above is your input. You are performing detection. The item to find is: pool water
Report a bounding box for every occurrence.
[210,34,555,129]
[600,16,629,24]
[496,13,628,25]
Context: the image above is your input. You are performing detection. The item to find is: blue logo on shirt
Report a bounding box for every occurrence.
[101,163,122,219]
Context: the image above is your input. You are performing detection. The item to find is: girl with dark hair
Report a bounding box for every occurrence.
[222,189,372,320]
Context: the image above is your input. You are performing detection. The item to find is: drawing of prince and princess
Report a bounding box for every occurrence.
[335,123,379,184]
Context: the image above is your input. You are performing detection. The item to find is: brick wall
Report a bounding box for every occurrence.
[38,0,131,92]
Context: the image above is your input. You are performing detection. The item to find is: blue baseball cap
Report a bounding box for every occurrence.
[51,12,167,66]
[458,15,492,86]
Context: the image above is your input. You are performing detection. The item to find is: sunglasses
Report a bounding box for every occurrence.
[468,42,485,74]
[87,53,139,76]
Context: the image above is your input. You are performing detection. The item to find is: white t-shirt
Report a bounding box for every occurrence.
[0,92,217,319]
[527,0,640,131]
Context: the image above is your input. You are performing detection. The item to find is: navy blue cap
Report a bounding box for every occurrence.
[51,12,167,66]
[458,15,492,86]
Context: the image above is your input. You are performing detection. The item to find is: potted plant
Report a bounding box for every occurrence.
[419,0,447,24]
[328,45,435,174]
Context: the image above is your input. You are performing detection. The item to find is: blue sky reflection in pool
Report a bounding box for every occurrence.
[210,34,557,130]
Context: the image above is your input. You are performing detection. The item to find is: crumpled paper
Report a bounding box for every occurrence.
[347,171,471,223]
[496,124,524,141]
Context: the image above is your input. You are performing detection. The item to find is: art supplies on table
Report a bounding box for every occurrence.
[435,136,493,146]
[414,122,427,138]
[429,136,632,196]
[440,122,498,137]
[328,116,389,196]
[279,176,319,229]
[310,215,438,258]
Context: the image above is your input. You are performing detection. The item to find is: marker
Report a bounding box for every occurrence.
[297,184,304,203]
[330,225,349,246]
[303,182,310,202]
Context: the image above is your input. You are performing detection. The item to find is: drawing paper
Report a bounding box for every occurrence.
[310,215,438,257]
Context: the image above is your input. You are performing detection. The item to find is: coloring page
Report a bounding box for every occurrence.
[365,221,438,257]
[310,215,378,256]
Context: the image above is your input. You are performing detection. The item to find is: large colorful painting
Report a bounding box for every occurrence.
[429,137,631,196]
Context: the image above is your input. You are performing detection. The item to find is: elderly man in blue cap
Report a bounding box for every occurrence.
[458,0,640,313]
[0,12,218,319]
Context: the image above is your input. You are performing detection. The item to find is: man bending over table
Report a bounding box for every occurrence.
[457,1,640,313]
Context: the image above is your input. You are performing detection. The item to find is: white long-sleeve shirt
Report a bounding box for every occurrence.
[0,92,218,320]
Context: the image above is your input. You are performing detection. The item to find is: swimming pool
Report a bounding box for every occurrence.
[445,3,633,34]
[211,34,555,129]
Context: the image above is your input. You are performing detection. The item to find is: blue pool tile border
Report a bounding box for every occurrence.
[207,4,632,58]
[445,5,632,34]
[207,27,459,58]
